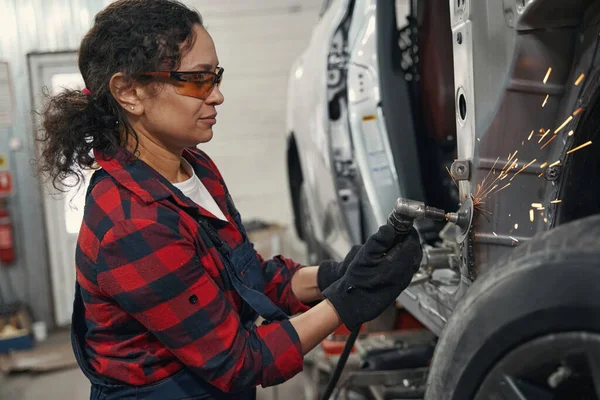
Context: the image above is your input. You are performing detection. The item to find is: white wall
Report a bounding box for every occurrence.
[187,1,323,225]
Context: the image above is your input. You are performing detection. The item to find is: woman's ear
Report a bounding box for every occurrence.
[109,73,144,116]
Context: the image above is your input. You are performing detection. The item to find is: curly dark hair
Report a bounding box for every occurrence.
[38,0,203,190]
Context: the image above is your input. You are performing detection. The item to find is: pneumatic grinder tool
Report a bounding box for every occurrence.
[387,197,471,233]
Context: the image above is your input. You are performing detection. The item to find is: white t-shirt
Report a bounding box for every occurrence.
[173,159,228,222]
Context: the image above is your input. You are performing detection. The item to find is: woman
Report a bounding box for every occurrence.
[39,1,422,399]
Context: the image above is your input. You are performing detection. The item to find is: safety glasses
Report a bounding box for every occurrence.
[138,67,224,100]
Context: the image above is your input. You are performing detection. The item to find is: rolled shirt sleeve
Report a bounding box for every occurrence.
[256,252,311,316]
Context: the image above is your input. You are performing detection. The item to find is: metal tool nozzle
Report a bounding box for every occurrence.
[388,198,447,233]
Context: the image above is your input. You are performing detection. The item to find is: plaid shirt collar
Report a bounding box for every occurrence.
[94,147,228,222]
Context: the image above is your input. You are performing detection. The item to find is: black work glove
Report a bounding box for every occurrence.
[317,245,362,292]
[322,225,422,331]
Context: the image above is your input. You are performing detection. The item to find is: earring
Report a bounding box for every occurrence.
[130,106,134,110]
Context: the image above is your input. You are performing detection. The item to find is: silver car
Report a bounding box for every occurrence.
[288,0,600,398]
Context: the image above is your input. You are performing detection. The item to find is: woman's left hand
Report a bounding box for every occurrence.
[316,244,362,292]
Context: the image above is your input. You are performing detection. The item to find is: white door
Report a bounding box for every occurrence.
[30,52,92,327]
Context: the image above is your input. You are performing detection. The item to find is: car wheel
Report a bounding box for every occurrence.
[425,214,600,400]
[298,183,327,265]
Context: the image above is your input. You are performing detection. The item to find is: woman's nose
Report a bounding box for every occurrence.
[205,85,224,105]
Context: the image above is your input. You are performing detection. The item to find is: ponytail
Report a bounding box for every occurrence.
[38,87,122,191]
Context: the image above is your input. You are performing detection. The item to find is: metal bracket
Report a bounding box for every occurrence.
[451,159,471,181]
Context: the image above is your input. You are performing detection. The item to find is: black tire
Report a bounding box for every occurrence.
[425,214,600,399]
[298,183,328,265]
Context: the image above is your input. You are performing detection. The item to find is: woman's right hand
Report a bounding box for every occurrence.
[321,224,423,330]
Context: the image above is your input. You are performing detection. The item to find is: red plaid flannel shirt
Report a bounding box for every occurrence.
[76,147,310,392]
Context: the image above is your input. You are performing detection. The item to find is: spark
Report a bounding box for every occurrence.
[549,160,561,168]
[493,232,498,236]
[551,199,562,204]
[554,116,573,134]
[540,162,548,169]
[568,130,574,136]
[531,203,543,209]
[540,135,557,149]
[477,137,481,142]
[476,157,500,197]
[544,217,548,223]
[446,166,458,189]
[538,172,544,178]
[522,140,525,146]
[574,73,585,86]
[543,67,552,84]
[510,159,537,181]
[480,184,499,199]
[566,140,593,155]
[514,223,519,230]
[528,130,534,141]
[500,174,508,180]
[540,128,545,133]
[573,107,583,116]
[493,182,511,195]
[530,209,535,222]
[510,236,519,242]
[542,94,549,107]
[538,129,551,143]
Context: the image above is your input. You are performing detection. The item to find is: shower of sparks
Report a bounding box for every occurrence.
[551,199,563,204]
[568,130,574,136]
[540,162,548,169]
[566,140,593,155]
[531,203,543,209]
[530,209,535,222]
[573,107,583,116]
[540,135,557,149]
[543,67,552,84]
[528,130,534,141]
[538,129,551,143]
[542,95,549,107]
[510,236,519,243]
[549,160,561,168]
[574,73,585,86]
[510,159,537,181]
[554,116,573,134]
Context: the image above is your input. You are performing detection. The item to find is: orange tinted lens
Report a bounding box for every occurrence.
[174,81,213,99]
[174,73,216,100]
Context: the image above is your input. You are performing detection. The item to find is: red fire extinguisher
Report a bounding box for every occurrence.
[0,206,16,265]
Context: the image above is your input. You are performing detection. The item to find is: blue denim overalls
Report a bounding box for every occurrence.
[71,171,291,400]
